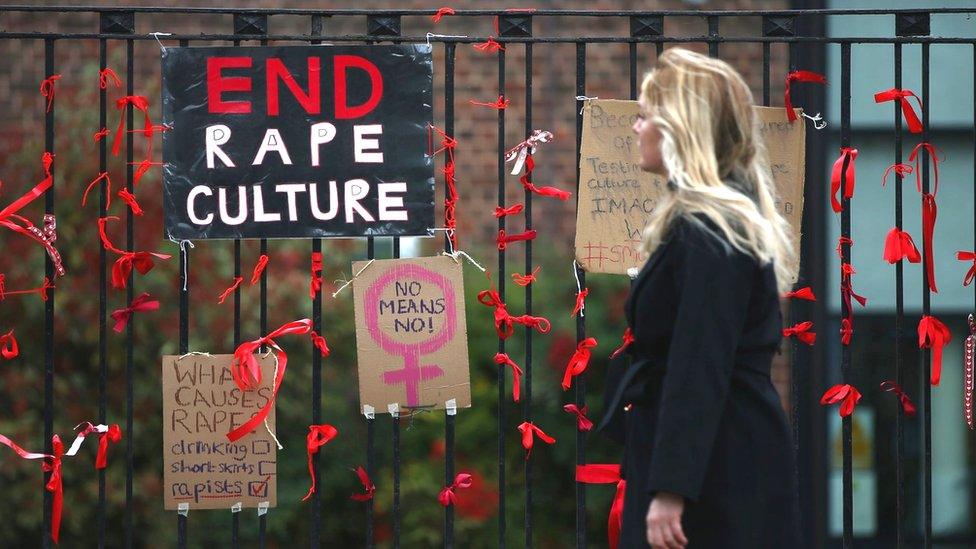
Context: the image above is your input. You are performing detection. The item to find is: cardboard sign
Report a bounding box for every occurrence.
[352,256,471,414]
[162,353,277,510]
[162,45,435,240]
[575,100,805,278]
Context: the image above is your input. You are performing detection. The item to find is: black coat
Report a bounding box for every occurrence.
[598,215,801,548]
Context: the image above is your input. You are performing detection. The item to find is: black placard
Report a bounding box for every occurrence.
[162,45,434,240]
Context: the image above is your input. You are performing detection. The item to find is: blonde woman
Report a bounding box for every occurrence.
[597,48,801,548]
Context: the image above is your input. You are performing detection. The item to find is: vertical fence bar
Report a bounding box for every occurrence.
[495,42,507,549]
[308,14,324,549]
[707,16,719,57]
[443,40,457,549]
[892,40,905,549]
[839,41,854,549]
[573,40,587,549]
[920,39,932,549]
[42,37,55,549]
[523,37,535,549]
[97,34,109,549]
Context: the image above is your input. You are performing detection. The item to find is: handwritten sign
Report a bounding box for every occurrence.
[575,100,805,278]
[352,256,470,414]
[162,353,277,510]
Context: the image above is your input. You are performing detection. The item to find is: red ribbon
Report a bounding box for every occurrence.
[908,142,941,196]
[839,317,853,346]
[882,163,914,187]
[478,287,515,339]
[520,156,572,200]
[311,331,331,357]
[301,424,338,501]
[783,321,816,345]
[922,192,938,293]
[783,286,816,301]
[470,95,510,109]
[44,435,65,544]
[494,203,524,218]
[473,36,505,52]
[99,68,121,90]
[883,227,921,264]
[1,329,18,359]
[350,466,376,501]
[820,384,862,417]
[575,464,625,549]
[428,124,459,247]
[874,88,924,133]
[609,327,634,359]
[880,381,917,417]
[509,314,551,334]
[494,352,523,402]
[0,276,54,301]
[40,74,62,113]
[562,337,598,390]
[572,288,589,317]
[0,153,65,277]
[784,70,826,122]
[82,172,112,209]
[836,236,853,261]
[309,252,323,299]
[110,292,159,333]
[563,404,593,432]
[830,147,858,213]
[517,421,555,459]
[75,422,123,469]
[132,158,163,186]
[217,277,243,304]
[497,229,537,250]
[250,254,269,285]
[511,265,540,286]
[431,6,455,22]
[226,319,313,442]
[112,95,152,157]
[918,315,951,385]
[97,216,171,289]
[957,251,976,287]
[92,128,110,142]
[117,187,143,216]
[438,473,474,506]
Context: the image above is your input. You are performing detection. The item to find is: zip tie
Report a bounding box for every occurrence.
[446,398,457,416]
[801,111,827,130]
[572,261,585,317]
[362,404,376,419]
[150,32,173,53]
[168,237,195,291]
[388,403,400,418]
[177,351,212,360]
[627,267,639,280]
[575,95,599,115]
[178,503,189,516]
[426,32,469,47]
[231,502,242,513]
[442,250,486,273]
[257,501,269,516]
[331,259,375,298]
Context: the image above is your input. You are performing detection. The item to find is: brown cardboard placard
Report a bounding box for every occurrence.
[352,256,471,415]
[575,100,806,279]
[162,353,277,510]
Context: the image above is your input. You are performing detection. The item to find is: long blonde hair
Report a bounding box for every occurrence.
[639,47,797,293]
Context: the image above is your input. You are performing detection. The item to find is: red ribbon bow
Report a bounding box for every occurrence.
[517,421,555,459]
[784,70,826,122]
[572,288,589,318]
[563,404,593,432]
[99,68,122,90]
[820,384,862,417]
[497,229,537,250]
[520,156,572,201]
[302,424,338,502]
[92,128,110,142]
[494,203,524,218]
[112,95,152,157]
[783,286,817,301]
[957,251,976,287]
[110,292,160,333]
[43,435,65,544]
[494,353,523,402]
[75,422,123,469]
[839,318,853,346]
[473,36,505,53]
[874,88,923,133]
[609,327,635,359]
[1,329,18,360]
[470,95,510,109]
[562,337,599,390]
[918,315,951,386]
[40,74,62,113]
[117,187,143,216]
[438,473,474,506]
[97,216,171,290]
[431,6,455,22]
[880,381,917,417]
[311,331,331,357]
[309,252,323,299]
[783,321,816,345]
[830,147,858,213]
[350,466,376,501]
[575,464,625,549]
[250,254,269,286]
[478,288,515,340]
[226,319,313,442]
[511,265,540,286]
[217,277,244,304]
[883,227,921,264]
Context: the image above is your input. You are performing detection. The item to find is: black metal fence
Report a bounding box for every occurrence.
[0,5,974,548]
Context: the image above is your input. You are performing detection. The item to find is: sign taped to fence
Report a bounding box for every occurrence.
[352,256,471,415]
[162,45,435,240]
[575,101,805,278]
[162,353,277,510]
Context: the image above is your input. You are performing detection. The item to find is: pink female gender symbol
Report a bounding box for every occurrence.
[363,264,458,407]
